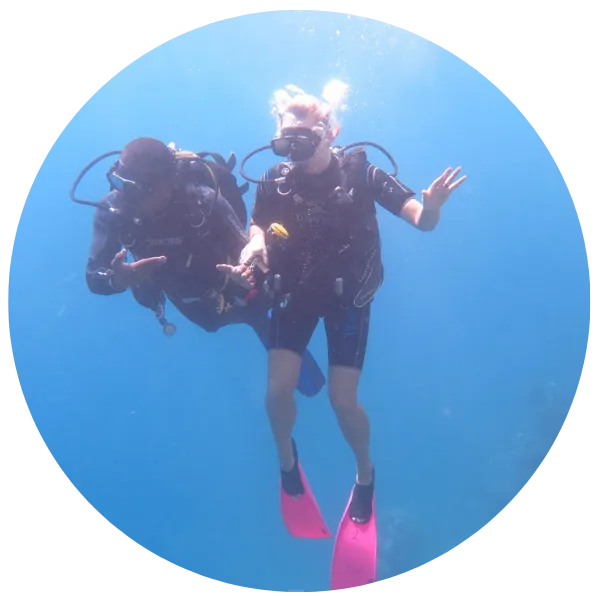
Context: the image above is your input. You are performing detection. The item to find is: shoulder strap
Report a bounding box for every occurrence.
[264,161,292,180]
[178,152,249,228]
[338,147,368,192]
[260,161,293,195]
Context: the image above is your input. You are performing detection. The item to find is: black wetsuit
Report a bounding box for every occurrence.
[251,150,415,370]
[86,183,271,336]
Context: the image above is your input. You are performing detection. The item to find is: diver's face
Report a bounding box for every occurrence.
[277,112,332,167]
[137,176,174,216]
[112,166,174,215]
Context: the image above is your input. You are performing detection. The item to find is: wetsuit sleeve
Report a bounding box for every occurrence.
[365,163,416,217]
[86,206,125,295]
[250,168,282,230]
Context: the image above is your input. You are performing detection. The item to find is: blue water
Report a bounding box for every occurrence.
[9,11,589,592]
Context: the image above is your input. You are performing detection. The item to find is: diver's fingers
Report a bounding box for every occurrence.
[444,166,462,186]
[219,263,249,276]
[449,174,467,191]
[238,265,256,286]
[435,167,453,187]
[111,248,128,267]
[133,256,167,269]
[130,256,166,278]
[217,264,254,287]
[242,271,255,285]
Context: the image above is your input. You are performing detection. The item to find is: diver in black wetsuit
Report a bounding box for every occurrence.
[80,137,325,396]
[220,84,467,525]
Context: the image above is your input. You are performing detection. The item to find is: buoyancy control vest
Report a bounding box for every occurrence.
[261,147,385,313]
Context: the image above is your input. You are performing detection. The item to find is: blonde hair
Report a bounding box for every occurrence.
[270,80,349,137]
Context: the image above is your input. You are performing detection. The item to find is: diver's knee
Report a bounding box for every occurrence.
[328,365,360,415]
[329,383,358,417]
[329,392,358,417]
[266,377,296,405]
[265,349,301,404]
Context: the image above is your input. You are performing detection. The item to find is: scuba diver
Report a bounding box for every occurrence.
[217,81,467,589]
[73,136,325,397]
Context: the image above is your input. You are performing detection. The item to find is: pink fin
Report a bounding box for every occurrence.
[280,462,331,539]
[330,489,377,589]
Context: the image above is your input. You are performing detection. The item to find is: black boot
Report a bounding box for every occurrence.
[349,466,375,524]
[281,438,305,498]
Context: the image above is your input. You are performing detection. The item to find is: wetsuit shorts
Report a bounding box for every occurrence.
[269,300,371,370]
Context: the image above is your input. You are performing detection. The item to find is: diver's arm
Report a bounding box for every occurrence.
[86,208,126,295]
[214,175,275,288]
[368,165,438,231]
[239,177,279,265]
[247,174,279,244]
[399,200,440,231]
[249,223,266,241]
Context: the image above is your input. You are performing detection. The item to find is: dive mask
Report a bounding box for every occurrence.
[271,127,322,162]
[107,162,157,201]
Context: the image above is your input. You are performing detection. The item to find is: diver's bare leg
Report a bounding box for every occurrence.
[329,365,374,484]
[266,349,303,471]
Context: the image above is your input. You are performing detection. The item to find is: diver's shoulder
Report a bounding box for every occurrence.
[334,145,369,167]
[266,161,292,179]
[256,161,291,192]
